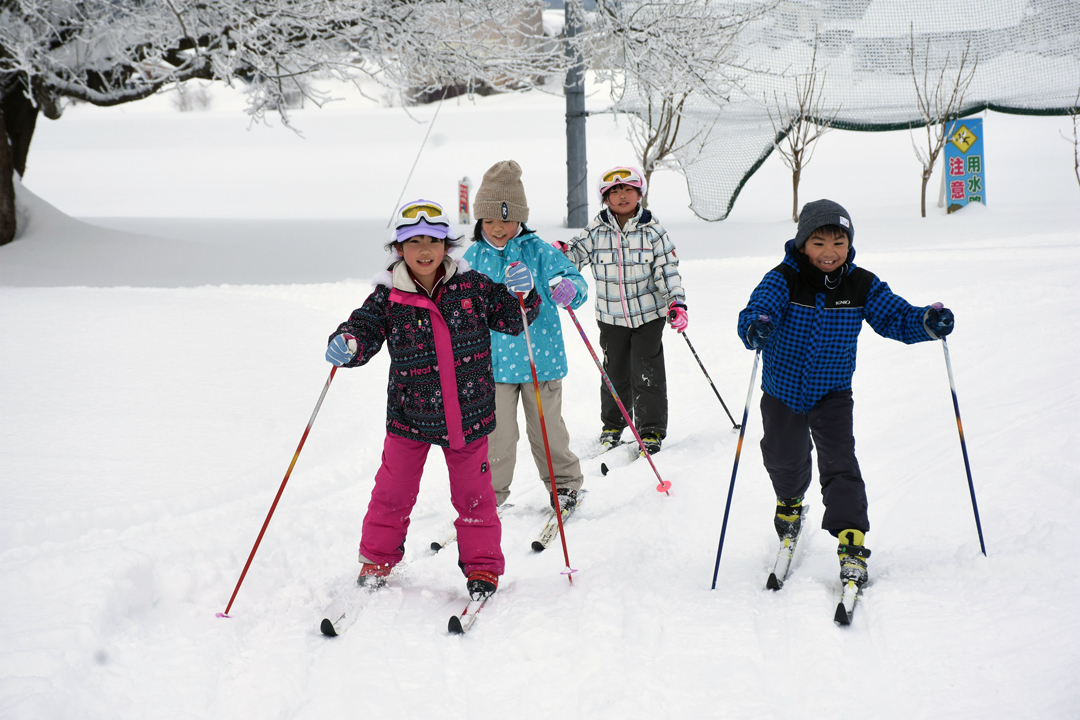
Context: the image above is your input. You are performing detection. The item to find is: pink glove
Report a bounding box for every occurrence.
[668,303,688,333]
[548,277,577,308]
[551,240,569,253]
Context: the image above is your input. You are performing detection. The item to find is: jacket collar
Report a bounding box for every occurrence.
[600,206,652,232]
[387,256,459,295]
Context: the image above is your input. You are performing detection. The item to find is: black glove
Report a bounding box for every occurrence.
[746,315,774,349]
[925,303,955,338]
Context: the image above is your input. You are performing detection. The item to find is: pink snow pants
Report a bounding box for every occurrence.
[359,433,504,576]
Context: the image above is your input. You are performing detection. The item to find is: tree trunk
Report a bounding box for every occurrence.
[3,88,40,177]
[791,167,801,222]
[0,88,40,245]
[920,169,929,218]
[0,107,16,246]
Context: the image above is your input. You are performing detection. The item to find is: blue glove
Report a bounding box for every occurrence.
[326,333,358,365]
[505,261,534,294]
[925,303,954,338]
[746,315,773,349]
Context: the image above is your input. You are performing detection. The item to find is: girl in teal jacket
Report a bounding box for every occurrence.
[462,161,589,511]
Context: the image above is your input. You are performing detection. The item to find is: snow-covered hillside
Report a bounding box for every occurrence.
[2,85,1078,719]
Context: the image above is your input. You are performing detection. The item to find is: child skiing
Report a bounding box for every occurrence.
[462,160,590,512]
[325,199,541,601]
[737,198,955,595]
[560,166,687,455]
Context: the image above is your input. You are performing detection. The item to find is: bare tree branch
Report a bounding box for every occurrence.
[908,26,978,218]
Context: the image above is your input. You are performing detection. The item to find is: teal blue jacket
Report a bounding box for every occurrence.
[462,230,589,383]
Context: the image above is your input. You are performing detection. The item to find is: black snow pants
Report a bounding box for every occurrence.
[597,318,668,438]
[759,390,868,535]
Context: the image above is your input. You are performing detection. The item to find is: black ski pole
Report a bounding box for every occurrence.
[680,332,740,429]
[941,337,987,556]
[711,350,760,589]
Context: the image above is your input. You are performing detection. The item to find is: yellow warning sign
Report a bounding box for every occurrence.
[949,124,978,153]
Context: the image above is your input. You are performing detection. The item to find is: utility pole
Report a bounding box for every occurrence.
[565,0,588,227]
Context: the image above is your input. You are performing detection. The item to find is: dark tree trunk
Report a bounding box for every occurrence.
[3,87,39,177]
[0,87,39,246]
[0,106,16,246]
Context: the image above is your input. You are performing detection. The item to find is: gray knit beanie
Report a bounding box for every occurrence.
[473,160,529,223]
[794,199,854,249]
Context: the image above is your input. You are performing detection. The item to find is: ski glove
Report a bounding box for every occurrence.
[326,333,358,366]
[549,277,577,308]
[924,303,955,338]
[505,261,534,294]
[667,303,689,333]
[746,315,773,349]
[551,240,569,253]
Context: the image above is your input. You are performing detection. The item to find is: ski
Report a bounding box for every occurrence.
[833,580,861,625]
[429,504,512,553]
[531,490,586,551]
[581,439,626,462]
[598,444,641,476]
[765,505,808,591]
[448,595,490,634]
[430,529,457,553]
[320,577,386,637]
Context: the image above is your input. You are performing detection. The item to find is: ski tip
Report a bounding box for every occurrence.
[600,463,609,476]
[531,540,546,552]
[833,603,851,626]
[448,616,465,635]
[320,618,339,637]
[765,573,782,591]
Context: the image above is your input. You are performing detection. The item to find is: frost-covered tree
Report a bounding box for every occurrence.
[0,0,559,245]
[586,0,769,203]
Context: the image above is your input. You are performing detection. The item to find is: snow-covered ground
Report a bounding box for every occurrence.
[2,82,1078,719]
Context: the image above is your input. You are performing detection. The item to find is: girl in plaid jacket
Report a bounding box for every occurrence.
[561,166,687,455]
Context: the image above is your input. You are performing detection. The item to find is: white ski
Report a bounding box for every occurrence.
[531,490,586,551]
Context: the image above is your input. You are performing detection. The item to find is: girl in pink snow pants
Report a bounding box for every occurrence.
[325,199,541,598]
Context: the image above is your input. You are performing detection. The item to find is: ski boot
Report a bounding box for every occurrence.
[837,529,871,587]
[774,496,805,540]
[356,562,392,589]
[598,427,623,449]
[553,488,579,513]
[640,433,662,455]
[466,570,499,600]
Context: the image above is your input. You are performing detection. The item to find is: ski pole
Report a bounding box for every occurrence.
[517,294,576,584]
[564,306,672,494]
[711,350,760,590]
[941,337,987,556]
[680,332,740,429]
[218,366,338,617]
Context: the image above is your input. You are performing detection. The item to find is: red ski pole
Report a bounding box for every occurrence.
[516,294,576,584]
[564,306,671,495]
[218,366,338,617]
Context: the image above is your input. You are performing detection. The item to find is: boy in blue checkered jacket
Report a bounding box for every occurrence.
[737,199,955,588]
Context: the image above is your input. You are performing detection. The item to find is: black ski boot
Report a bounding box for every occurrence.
[837,529,871,587]
[774,496,805,541]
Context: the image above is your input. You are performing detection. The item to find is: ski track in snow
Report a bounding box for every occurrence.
[2,86,1079,719]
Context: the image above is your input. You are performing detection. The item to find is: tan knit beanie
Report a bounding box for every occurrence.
[473,160,529,223]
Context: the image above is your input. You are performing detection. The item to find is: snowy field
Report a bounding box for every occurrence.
[2,81,1079,719]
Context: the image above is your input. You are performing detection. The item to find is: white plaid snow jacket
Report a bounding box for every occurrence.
[563,207,685,328]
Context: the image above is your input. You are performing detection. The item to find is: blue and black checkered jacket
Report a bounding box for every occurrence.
[737,242,937,414]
